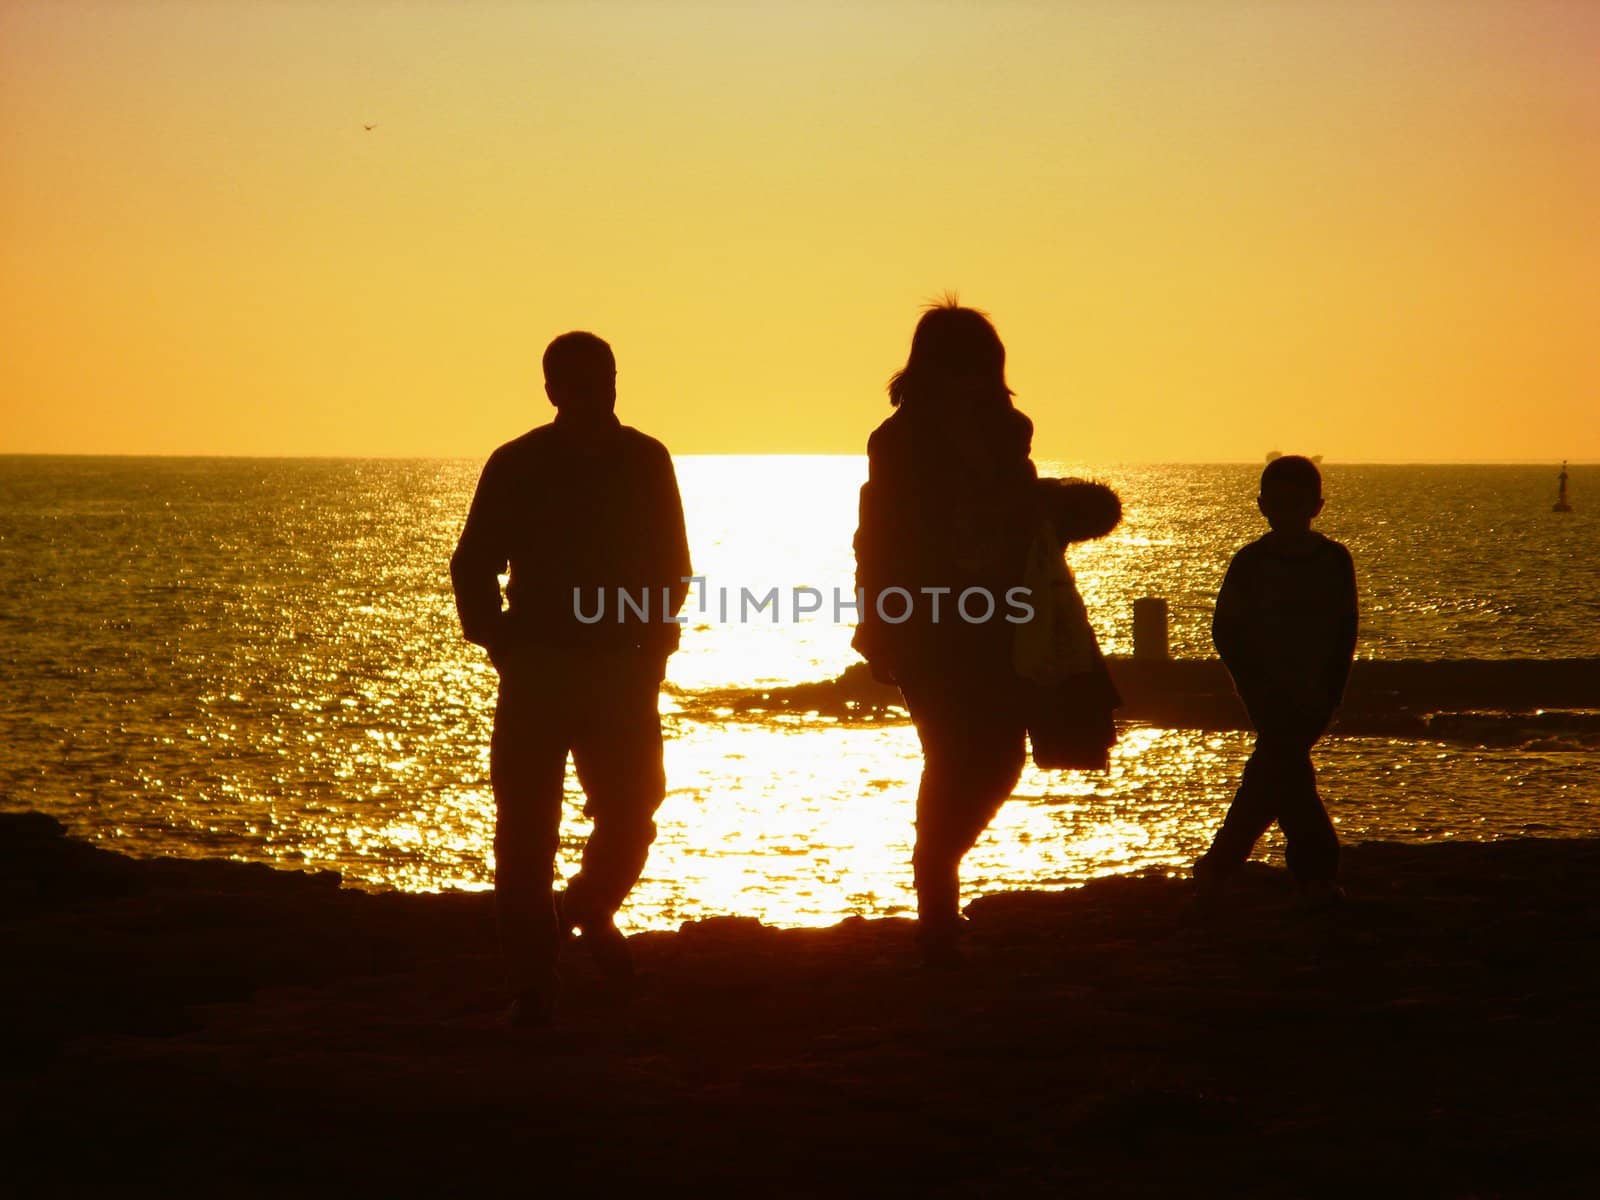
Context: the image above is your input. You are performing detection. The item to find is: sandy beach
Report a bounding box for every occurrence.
[5,810,1598,1197]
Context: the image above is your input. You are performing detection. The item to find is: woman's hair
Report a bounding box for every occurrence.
[887,298,1014,408]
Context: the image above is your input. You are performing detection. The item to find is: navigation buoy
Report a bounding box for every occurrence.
[1554,462,1572,513]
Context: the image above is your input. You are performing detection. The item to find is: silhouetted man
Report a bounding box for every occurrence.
[452,331,691,1026]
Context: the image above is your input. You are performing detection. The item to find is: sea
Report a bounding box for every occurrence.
[2,456,1596,930]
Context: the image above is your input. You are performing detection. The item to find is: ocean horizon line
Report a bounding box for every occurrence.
[1,451,1592,468]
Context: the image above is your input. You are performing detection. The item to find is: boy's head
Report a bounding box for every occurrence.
[1257,455,1324,530]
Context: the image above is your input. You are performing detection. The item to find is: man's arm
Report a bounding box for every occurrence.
[639,444,691,664]
[658,446,692,622]
[449,454,512,652]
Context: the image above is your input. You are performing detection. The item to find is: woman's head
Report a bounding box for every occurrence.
[888,299,1014,409]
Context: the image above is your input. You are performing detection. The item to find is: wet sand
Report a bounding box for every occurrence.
[5,810,1598,1197]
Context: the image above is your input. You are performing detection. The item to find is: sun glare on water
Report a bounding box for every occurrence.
[4,457,1595,928]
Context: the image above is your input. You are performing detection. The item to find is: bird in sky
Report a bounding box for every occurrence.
[363,123,377,131]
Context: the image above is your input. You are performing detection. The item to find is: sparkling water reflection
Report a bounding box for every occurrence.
[1,456,1595,929]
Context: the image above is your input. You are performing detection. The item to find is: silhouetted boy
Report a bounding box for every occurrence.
[1194,455,1357,905]
[452,332,691,1025]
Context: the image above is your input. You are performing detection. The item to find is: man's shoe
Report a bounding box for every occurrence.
[504,984,557,1029]
[916,918,967,970]
[579,919,635,990]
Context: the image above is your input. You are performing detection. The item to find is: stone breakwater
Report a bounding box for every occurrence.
[684,658,1600,743]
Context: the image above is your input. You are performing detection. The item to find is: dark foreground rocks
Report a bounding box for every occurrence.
[3,811,1599,1197]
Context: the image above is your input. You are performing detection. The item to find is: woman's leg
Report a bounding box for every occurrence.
[903,672,1027,940]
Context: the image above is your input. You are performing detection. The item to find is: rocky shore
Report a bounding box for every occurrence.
[5,810,1599,1196]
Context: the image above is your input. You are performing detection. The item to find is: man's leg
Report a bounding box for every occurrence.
[490,671,569,1006]
[565,657,666,933]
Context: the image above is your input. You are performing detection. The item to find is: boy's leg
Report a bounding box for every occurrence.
[1275,736,1339,885]
[1197,733,1280,879]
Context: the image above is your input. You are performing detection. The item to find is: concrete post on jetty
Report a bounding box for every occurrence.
[1132,597,1170,662]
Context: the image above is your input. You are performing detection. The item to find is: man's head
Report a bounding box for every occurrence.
[542,331,617,416]
[1258,455,1324,531]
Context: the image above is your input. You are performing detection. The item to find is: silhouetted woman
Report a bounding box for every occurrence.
[852,301,1121,964]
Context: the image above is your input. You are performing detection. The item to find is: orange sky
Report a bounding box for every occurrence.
[2,1,1596,461]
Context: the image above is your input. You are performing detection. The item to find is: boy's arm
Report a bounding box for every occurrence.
[1212,551,1278,722]
[449,453,513,653]
[1211,553,1255,681]
[1325,544,1359,709]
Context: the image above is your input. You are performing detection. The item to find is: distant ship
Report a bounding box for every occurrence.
[1553,462,1572,513]
[1265,451,1323,464]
